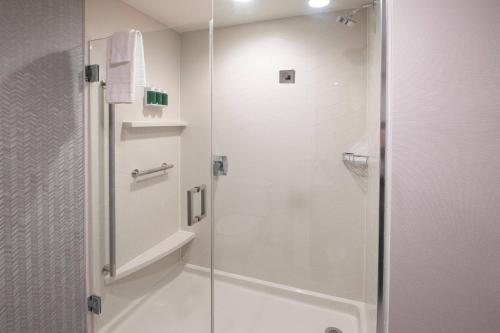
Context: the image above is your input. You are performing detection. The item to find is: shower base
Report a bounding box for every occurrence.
[97,264,368,333]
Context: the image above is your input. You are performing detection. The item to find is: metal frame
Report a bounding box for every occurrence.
[102,103,116,278]
[377,0,389,332]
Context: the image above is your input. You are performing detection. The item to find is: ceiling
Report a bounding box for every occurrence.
[121,0,368,32]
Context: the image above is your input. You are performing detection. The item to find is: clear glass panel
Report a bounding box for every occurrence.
[88,19,212,333]
[212,0,382,332]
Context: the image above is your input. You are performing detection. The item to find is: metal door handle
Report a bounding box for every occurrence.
[188,185,207,226]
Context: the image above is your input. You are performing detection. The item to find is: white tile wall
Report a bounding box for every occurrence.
[210,11,370,301]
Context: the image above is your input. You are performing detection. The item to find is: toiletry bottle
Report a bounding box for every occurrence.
[150,87,157,104]
[162,90,168,106]
[146,87,154,105]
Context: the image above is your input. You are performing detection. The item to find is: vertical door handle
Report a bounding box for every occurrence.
[188,184,207,226]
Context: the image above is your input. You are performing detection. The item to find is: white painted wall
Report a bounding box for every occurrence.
[386,0,500,332]
[210,11,370,301]
[85,0,165,42]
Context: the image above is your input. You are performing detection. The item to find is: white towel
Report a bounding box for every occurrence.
[110,31,132,64]
[106,30,147,104]
[134,31,147,87]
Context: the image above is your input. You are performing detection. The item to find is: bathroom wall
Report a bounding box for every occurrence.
[85,0,165,42]
[180,29,213,268]
[387,0,500,332]
[0,0,85,332]
[209,11,369,301]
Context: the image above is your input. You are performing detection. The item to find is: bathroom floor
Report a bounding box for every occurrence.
[98,265,362,333]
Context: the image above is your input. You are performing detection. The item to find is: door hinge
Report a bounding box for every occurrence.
[213,155,228,176]
[87,295,102,315]
[85,64,100,83]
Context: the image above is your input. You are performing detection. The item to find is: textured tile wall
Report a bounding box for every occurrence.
[388,0,500,332]
[0,1,85,332]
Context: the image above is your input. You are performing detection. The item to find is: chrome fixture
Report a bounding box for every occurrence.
[87,295,102,315]
[85,64,99,82]
[103,103,116,277]
[279,70,296,84]
[325,327,343,333]
[343,152,369,167]
[336,1,376,27]
[131,163,174,178]
[213,155,228,176]
[187,185,207,226]
[343,152,369,177]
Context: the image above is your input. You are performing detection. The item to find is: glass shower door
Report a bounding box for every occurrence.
[211,1,382,332]
[87,23,213,333]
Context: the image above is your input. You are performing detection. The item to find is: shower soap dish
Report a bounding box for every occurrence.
[343,152,369,176]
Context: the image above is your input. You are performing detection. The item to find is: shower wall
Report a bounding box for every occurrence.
[210,12,369,301]
[180,30,213,268]
[0,0,85,332]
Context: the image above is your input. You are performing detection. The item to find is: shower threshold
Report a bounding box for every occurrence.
[97,264,368,333]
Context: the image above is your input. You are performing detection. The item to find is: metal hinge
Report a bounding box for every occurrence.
[85,64,100,82]
[87,295,102,315]
[213,155,228,176]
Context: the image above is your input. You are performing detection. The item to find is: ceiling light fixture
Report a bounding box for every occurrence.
[308,0,331,8]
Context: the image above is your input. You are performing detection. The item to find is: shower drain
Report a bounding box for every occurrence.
[325,328,343,333]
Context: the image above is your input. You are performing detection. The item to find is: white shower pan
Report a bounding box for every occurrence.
[97,264,368,333]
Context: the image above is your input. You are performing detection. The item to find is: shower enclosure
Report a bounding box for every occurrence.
[87,1,384,332]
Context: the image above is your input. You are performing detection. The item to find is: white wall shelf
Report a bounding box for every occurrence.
[122,120,188,128]
[105,230,195,283]
[144,103,167,109]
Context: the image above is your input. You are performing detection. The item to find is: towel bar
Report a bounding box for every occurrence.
[131,163,174,178]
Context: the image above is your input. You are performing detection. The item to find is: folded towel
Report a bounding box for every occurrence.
[110,31,133,64]
[106,30,147,104]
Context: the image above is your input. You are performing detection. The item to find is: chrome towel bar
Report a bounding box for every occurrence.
[343,152,369,167]
[131,163,174,178]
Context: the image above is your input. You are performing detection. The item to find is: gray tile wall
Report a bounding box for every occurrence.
[0,1,85,332]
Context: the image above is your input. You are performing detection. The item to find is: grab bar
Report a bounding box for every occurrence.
[131,163,174,178]
[103,103,116,277]
[187,185,207,226]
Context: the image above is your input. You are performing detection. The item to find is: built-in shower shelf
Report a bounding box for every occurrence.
[122,120,188,128]
[105,231,195,283]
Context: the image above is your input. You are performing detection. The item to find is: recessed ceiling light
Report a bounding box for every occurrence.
[308,0,331,8]
[233,0,253,2]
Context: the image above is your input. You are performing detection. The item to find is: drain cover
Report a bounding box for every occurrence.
[325,328,343,333]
